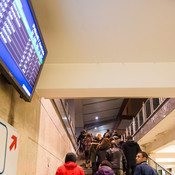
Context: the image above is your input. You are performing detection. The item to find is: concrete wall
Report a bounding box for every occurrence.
[0,75,75,175]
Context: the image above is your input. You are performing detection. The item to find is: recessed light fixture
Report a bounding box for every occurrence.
[157,145,175,153]
[156,158,175,162]
[95,116,99,120]
[95,127,97,130]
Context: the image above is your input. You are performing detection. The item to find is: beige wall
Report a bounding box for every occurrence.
[0,75,75,175]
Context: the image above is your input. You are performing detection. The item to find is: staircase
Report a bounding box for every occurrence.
[77,152,93,175]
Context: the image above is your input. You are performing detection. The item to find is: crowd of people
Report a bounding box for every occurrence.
[55,129,158,175]
[75,129,158,175]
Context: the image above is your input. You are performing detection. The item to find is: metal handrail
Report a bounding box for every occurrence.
[148,156,173,175]
[76,141,80,155]
[124,98,168,139]
[121,98,173,175]
[52,99,78,151]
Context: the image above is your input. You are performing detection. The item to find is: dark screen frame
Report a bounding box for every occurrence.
[0,0,47,102]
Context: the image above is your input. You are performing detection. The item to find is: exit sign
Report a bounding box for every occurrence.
[0,118,19,175]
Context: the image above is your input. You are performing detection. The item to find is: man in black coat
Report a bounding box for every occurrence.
[122,135,141,175]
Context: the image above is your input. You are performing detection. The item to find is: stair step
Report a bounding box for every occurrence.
[83,168,92,175]
[77,152,93,175]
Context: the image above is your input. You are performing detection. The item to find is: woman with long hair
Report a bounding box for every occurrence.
[96,138,111,171]
[83,133,92,168]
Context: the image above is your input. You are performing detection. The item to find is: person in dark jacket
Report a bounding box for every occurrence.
[103,129,112,138]
[134,151,158,175]
[106,140,127,175]
[83,133,92,168]
[77,130,86,152]
[89,138,99,174]
[112,130,120,137]
[96,160,115,175]
[122,135,141,175]
[55,152,85,175]
[96,138,111,170]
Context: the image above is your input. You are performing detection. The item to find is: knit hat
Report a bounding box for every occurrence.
[65,152,77,163]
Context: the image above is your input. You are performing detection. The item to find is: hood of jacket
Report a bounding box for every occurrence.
[64,162,77,169]
[126,140,138,147]
[91,142,98,148]
[99,144,110,150]
[97,168,115,175]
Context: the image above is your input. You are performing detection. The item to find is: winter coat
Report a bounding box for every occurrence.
[89,142,99,163]
[106,145,127,171]
[122,140,141,166]
[55,161,85,175]
[77,133,85,143]
[134,162,158,175]
[96,166,115,175]
[84,140,91,151]
[96,144,110,163]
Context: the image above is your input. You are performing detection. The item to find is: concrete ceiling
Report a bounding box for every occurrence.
[82,98,127,135]
[31,0,175,99]
[31,0,175,64]
[74,98,146,136]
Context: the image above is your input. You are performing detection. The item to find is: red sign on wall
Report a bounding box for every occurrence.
[0,118,19,175]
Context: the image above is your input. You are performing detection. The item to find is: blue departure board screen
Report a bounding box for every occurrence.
[0,0,47,101]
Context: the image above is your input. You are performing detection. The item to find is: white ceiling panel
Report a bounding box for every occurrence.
[31,0,175,64]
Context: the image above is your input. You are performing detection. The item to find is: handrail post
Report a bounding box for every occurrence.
[150,98,154,114]
[137,113,140,129]
[123,134,125,141]
[126,127,128,136]
[133,117,136,134]
[142,102,147,123]
[129,125,131,136]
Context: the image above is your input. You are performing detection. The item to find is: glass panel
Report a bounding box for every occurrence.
[145,100,151,118]
[139,110,143,126]
[153,98,160,110]
[54,99,77,150]
[135,116,138,131]
[131,123,133,135]
[127,128,130,135]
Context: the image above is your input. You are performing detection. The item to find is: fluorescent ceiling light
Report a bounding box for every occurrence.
[157,145,175,153]
[156,158,175,162]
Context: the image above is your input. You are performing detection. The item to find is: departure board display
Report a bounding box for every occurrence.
[0,0,47,101]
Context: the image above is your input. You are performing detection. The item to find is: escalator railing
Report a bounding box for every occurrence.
[76,141,80,155]
[148,156,173,175]
[122,98,168,140]
[53,99,78,151]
